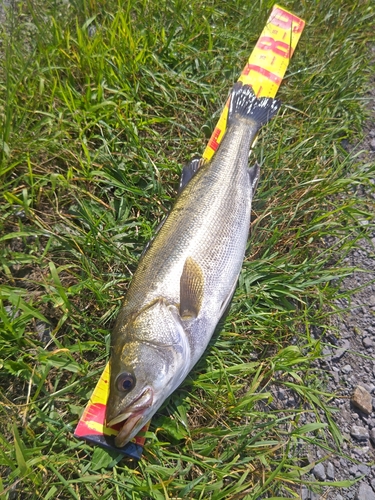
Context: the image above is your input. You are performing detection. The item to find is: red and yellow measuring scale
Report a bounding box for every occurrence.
[203,5,305,160]
[74,4,305,459]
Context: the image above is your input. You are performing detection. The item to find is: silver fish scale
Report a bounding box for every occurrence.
[120,116,258,363]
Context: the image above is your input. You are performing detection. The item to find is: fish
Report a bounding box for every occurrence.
[106,82,280,447]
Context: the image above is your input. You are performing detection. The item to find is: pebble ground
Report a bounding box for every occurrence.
[299,52,375,500]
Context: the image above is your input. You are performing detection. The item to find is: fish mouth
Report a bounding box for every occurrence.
[113,412,144,448]
[106,388,153,447]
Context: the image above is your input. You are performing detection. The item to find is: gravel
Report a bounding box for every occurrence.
[295,51,375,499]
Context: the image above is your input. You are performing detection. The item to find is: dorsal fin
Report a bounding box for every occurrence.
[178,157,205,194]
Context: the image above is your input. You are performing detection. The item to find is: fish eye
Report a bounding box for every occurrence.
[116,372,136,392]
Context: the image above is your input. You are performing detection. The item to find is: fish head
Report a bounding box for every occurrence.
[106,298,190,447]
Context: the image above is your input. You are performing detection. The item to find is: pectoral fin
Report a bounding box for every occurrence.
[180,257,204,319]
[178,157,205,193]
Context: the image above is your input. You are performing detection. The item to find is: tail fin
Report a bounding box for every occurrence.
[228,82,281,127]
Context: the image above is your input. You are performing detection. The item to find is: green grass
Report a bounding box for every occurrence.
[1,0,374,498]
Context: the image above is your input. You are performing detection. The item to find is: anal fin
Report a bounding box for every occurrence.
[219,277,238,318]
[248,162,260,194]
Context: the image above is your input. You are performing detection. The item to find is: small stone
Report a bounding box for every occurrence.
[313,462,326,481]
[5,305,20,319]
[363,383,375,394]
[363,337,374,348]
[355,482,375,500]
[326,461,335,480]
[350,465,359,476]
[354,446,370,457]
[352,385,373,415]
[362,415,369,425]
[350,425,369,441]
[278,388,287,400]
[341,329,352,339]
[370,138,375,151]
[342,364,353,373]
[301,485,309,500]
[322,347,332,356]
[301,485,320,500]
[88,25,96,37]
[332,340,350,361]
[370,428,375,445]
[341,408,352,421]
[358,464,370,475]
[36,321,52,345]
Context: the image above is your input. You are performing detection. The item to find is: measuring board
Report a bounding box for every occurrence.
[74,4,305,459]
[204,4,305,161]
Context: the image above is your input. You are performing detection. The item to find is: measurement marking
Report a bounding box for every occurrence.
[257,36,291,58]
[271,6,304,33]
[208,127,222,151]
[243,64,282,84]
